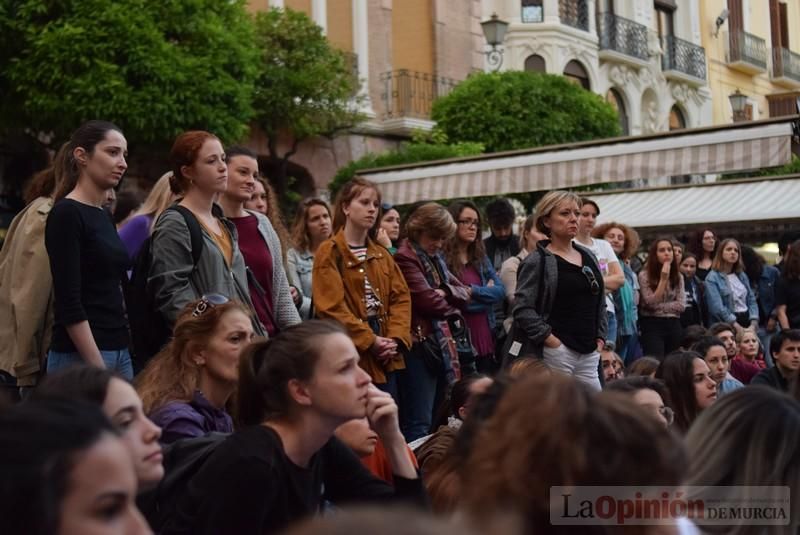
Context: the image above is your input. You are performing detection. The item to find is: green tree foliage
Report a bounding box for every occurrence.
[329,141,484,198]
[253,8,364,193]
[431,71,621,152]
[0,0,258,146]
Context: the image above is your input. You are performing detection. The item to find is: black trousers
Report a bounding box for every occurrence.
[639,316,683,359]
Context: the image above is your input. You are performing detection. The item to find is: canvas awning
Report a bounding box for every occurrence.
[357,117,799,205]
[593,175,800,229]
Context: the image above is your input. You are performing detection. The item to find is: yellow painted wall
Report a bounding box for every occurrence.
[702,0,800,124]
[286,0,312,16]
[392,0,435,73]
[327,0,353,52]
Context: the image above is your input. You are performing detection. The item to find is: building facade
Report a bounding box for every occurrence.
[488,0,713,136]
[701,0,800,124]
[246,0,484,191]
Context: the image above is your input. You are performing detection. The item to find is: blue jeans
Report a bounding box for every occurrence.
[376,370,399,403]
[398,351,439,443]
[47,348,134,381]
[606,310,618,350]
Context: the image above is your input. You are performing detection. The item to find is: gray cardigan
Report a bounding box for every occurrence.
[246,209,301,329]
[504,240,607,361]
[147,207,266,337]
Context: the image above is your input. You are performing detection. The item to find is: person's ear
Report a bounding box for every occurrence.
[287,378,312,407]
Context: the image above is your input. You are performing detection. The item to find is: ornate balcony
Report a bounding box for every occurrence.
[771,47,800,88]
[726,30,767,74]
[559,0,589,32]
[597,12,649,67]
[662,35,707,84]
[379,70,459,133]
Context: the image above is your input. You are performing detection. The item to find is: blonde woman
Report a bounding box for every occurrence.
[118,172,176,260]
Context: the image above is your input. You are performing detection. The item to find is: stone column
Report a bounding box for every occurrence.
[353,0,374,115]
[268,0,284,8]
[312,0,327,34]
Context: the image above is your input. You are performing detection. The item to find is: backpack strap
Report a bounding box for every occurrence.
[168,205,204,267]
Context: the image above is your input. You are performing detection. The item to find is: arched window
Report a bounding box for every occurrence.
[669,105,686,130]
[563,60,590,90]
[525,54,546,72]
[606,88,629,135]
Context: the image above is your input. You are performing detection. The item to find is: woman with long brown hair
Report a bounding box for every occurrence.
[45,120,133,378]
[686,227,717,280]
[136,296,255,444]
[704,238,758,334]
[638,238,685,357]
[312,178,412,400]
[244,177,291,266]
[445,200,505,375]
[287,198,332,319]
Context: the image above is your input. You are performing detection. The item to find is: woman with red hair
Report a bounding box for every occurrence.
[148,131,265,338]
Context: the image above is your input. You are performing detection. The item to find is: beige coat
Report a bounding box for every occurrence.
[0,197,54,386]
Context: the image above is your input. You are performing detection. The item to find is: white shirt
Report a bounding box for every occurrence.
[576,237,620,312]
[727,273,748,313]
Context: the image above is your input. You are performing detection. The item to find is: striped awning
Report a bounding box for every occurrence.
[358,118,797,205]
[593,176,800,229]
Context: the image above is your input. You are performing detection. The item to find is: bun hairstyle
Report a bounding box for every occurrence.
[237,320,347,426]
[169,130,219,194]
[53,120,123,201]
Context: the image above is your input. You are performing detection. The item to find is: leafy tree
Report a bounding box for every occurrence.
[0,0,257,151]
[329,140,484,198]
[431,71,621,152]
[252,8,365,196]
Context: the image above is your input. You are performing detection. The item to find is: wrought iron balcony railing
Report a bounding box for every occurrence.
[379,70,459,120]
[662,35,707,80]
[597,12,649,61]
[772,47,800,83]
[727,30,767,70]
[559,0,589,31]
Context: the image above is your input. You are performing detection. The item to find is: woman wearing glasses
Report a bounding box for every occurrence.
[287,198,333,319]
[135,295,255,444]
[638,238,685,358]
[445,200,505,375]
[148,131,265,337]
[504,191,607,391]
[312,178,412,400]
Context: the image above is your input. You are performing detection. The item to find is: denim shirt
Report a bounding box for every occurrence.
[754,265,780,325]
[704,270,759,324]
[464,256,506,330]
[287,247,314,319]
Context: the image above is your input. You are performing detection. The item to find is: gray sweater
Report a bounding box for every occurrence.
[504,240,607,361]
[147,207,266,337]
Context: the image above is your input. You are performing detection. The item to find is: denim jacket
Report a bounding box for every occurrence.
[286,247,314,319]
[463,256,506,330]
[704,270,758,324]
[753,265,780,325]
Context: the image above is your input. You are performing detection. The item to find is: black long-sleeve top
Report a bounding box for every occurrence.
[45,199,129,352]
[162,425,427,535]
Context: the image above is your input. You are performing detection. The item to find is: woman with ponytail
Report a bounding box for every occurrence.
[163,320,423,535]
[44,121,134,378]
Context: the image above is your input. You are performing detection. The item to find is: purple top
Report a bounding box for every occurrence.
[460,264,495,356]
[118,214,153,260]
[149,390,233,445]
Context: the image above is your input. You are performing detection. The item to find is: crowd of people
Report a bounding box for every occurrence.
[1,120,799,534]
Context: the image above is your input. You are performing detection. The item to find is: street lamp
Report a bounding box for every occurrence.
[481,13,509,71]
[729,89,749,122]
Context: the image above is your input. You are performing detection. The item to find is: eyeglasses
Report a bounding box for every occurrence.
[191,293,229,317]
[458,219,480,228]
[659,406,675,426]
[581,266,601,296]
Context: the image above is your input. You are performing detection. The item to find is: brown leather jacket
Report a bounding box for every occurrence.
[312,230,412,383]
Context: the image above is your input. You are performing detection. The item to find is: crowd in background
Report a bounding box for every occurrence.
[1,120,799,534]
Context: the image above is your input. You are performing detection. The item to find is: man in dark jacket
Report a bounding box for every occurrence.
[484,198,519,350]
[751,330,800,392]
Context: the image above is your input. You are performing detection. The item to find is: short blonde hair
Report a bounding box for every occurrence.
[533,190,582,236]
[405,202,456,243]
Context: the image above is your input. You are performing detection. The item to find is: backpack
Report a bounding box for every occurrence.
[137,432,227,532]
[125,205,204,374]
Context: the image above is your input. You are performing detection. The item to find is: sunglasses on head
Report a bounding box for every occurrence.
[191,293,229,317]
[581,266,601,296]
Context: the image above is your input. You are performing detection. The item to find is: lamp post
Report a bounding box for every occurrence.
[480,13,509,72]
[729,89,748,122]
